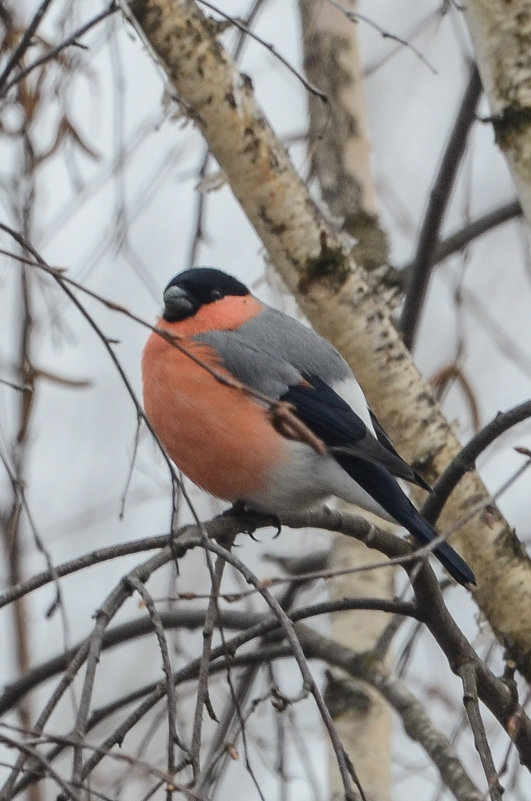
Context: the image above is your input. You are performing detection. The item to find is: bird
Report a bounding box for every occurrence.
[142,267,475,586]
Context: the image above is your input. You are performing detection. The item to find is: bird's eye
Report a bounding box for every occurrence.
[210,289,223,301]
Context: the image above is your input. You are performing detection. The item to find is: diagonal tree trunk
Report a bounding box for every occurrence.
[129,0,531,682]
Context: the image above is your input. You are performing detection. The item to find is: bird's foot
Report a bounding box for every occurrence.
[222,503,281,538]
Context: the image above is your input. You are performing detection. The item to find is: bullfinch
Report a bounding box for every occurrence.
[142,267,475,586]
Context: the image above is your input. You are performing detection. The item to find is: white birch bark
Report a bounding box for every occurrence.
[465,0,531,224]
[299,0,378,219]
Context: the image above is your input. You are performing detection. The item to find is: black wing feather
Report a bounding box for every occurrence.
[282,377,474,585]
[369,410,432,492]
[282,376,426,487]
[336,452,475,585]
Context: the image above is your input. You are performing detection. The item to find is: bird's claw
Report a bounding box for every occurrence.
[223,503,281,538]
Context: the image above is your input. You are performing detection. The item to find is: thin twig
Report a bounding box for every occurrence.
[71,547,180,785]
[422,399,531,524]
[0,548,174,798]
[0,534,171,610]
[196,564,321,793]
[2,495,531,780]
[1,721,174,780]
[458,663,504,801]
[306,627,483,801]
[119,413,142,518]
[397,199,523,282]
[197,0,327,103]
[400,62,482,349]
[187,146,210,266]
[0,596,418,716]
[195,540,366,801]
[0,730,83,801]
[196,664,257,794]
[0,0,55,93]
[112,536,368,798]
[127,575,188,781]
[325,0,436,73]
[10,510,531,795]
[187,0,266,264]
[430,363,481,433]
[233,0,268,61]
[190,551,231,781]
[0,376,31,392]
[1,3,118,96]
[0,221,193,525]
[0,638,93,798]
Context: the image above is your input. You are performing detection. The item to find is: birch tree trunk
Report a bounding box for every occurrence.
[464,0,531,224]
[129,0,531,683]
[299,3,391,798]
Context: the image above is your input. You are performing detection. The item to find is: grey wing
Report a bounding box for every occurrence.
[195,306,353,400]
[195,305,373,425]
[236,307,352,385]
[230,308,376,432]
[194,309,428,487]
[194,322,302,400]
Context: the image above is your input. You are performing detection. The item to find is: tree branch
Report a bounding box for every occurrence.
[400,62,483,349]
[303,625,483,801]
[396,199,523,285]
[458,662,503,801]
[7,509,531,784]
[0,0,55,93]
[0,4,119,97]
[422,399,531,524]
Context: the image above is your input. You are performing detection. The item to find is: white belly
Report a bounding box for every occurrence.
[244,440,394,522]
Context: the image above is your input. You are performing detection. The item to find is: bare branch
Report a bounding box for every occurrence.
[0,0,55,93]
[400,62,483,349]
[459,663,504,801]
[0,377,31,392]
[197,0,328,103]
[303,627,483,801]
[397,199,523,282]
[325,0,436,73]
[127,575,188,776]
[0,730,83,801]
[1,547,176,797]
[11,511,531,787]
[190,551,230,780]
[1,4,119,97]
[422,398,531,524]
[430,363,481,433]
[0,595,418,718]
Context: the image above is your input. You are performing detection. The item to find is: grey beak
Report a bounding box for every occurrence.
[163,285,196,321]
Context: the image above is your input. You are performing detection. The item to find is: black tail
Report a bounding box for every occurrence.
[338,455,476,586]
[405,507,476,586]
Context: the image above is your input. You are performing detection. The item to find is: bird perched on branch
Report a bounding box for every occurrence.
[142,267,475,586]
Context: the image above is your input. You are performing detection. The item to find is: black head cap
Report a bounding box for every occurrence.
[162,268,249,322]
